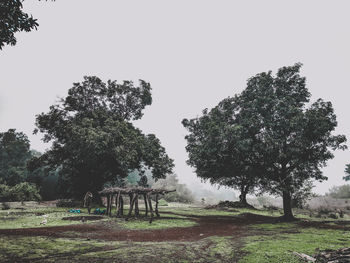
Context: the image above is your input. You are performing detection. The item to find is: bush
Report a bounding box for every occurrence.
[56,199,82,207]
[327,185,350,199]
[153,174,194,203]
[158,199,168,206]
[1,202,10,210]
[0,182,41,202]
[291,180,316,208]
[10,182,41,201]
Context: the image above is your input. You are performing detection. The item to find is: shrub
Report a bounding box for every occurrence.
[56,199,82,207]
[10,182,41,201]
[0,184,11,201]
[152,174,194,203]
[291,180,316,208]
[158,199,168,206]
[0,182,41,202]
[327,185,350,199]
[1,202,10,210]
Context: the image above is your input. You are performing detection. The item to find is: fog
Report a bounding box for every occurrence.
[1,0,349,196]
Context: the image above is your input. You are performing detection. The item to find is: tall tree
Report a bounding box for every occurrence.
[29,76,174,198]
[236,63,346,220]
[182,96,259,205]
[0,129,31,185]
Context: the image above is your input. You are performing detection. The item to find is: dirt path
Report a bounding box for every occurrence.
[1,212,345,243]
[0,213,275,242]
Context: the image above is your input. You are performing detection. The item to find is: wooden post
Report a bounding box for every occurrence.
[127,193,136,219]
[109,194,113,216]
[116,191,120,217]
[143,194,148,216]
[147,193,154,223]
[106,194,110,216]
[135,194,139,216]
[155,193,160,217]
[120,195,124,216]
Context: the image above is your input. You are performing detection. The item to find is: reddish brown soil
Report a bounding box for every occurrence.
[0,213,275,242]
[0,212,345,243]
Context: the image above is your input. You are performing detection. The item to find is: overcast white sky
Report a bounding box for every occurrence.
[0,0,349,195]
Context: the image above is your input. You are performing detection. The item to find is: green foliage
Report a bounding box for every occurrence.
[0,129,31,186]
[29,76,174,198]
[327,184,350,199]
[182,96,257,204]
[153,174,194,203]
[344,164,350,181]
[56,199,82,207]
[0,182,41,202]
[158,198,168,206]
[236,63,346,219]
[291,180,316,208]
[0,0,38,49]
[0,0,54,49]
[184,63,347,219]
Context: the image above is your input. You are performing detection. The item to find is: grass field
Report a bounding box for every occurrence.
[0,202,349,262]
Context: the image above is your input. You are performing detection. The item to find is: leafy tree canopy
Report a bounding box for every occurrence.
[183,63,346,220]
[29,76,174,198]
[182,96,259,204]
[0,0,54,50]
[235,63,346,219]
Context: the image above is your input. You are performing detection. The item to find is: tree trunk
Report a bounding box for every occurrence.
[239,192,247,204]
[282,191,295,221]
[239,186,248,204]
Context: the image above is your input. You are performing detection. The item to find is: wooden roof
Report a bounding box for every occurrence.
[98,187,175,196]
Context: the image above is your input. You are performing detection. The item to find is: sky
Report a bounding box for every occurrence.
[0,0,349,195]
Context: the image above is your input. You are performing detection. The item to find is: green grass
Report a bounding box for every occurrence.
[0,207,106,229]
[1,204,350,262]
[0,235,238,263]
[240,226,350,263]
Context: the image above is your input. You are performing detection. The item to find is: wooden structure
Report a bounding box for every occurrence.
[98,187,175,223]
